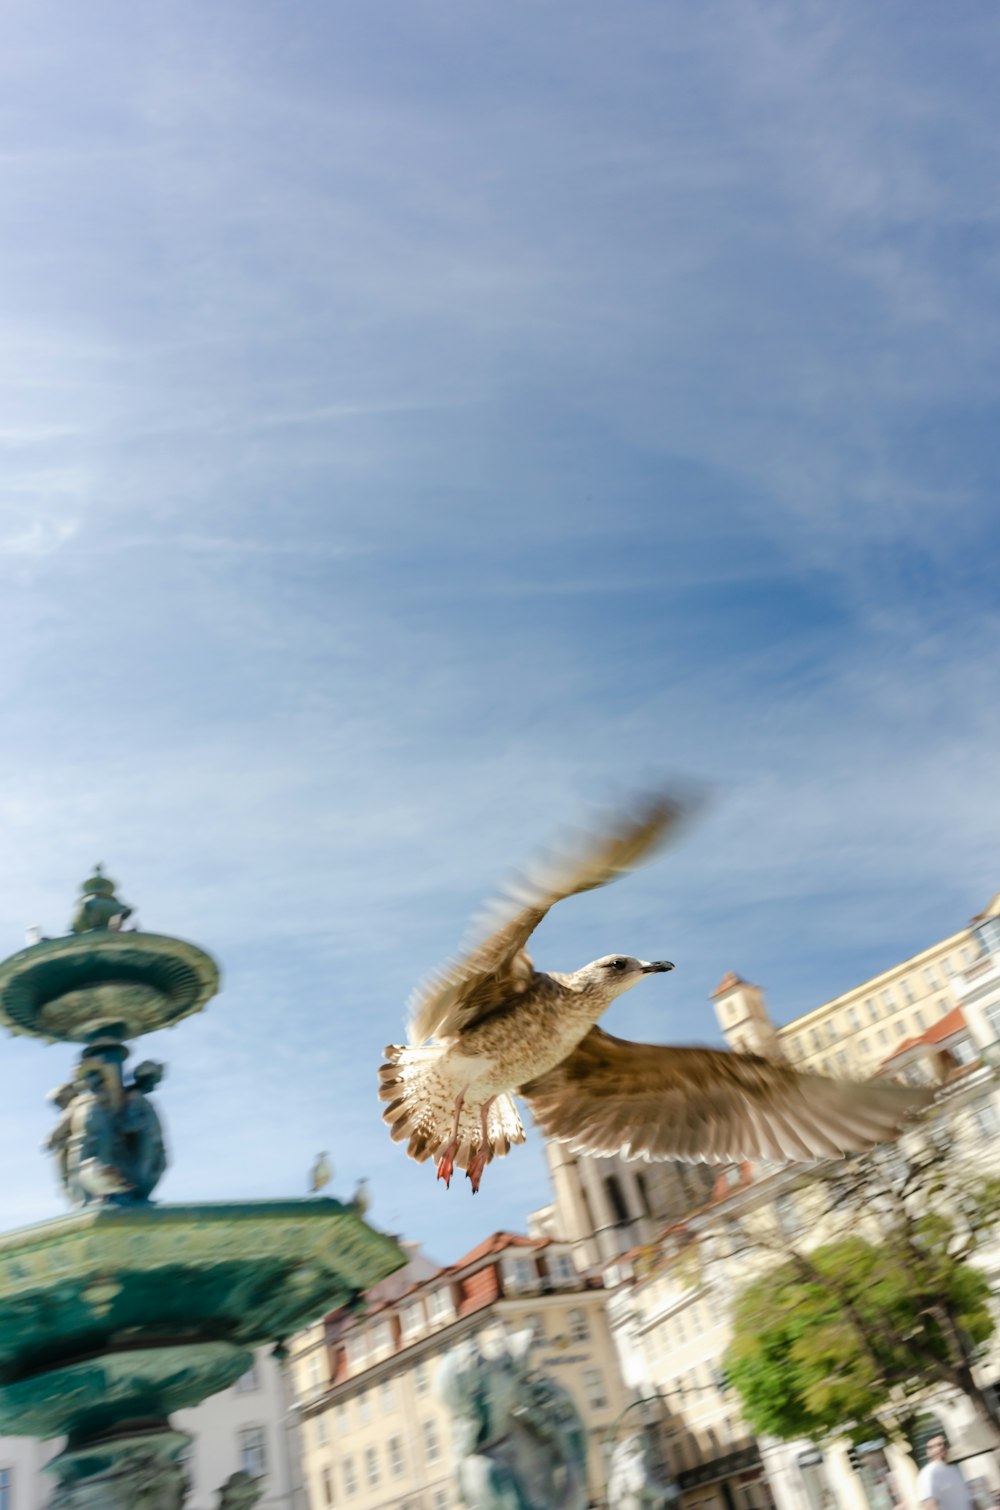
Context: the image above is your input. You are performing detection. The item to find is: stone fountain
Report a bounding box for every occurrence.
[0,869,403,1508]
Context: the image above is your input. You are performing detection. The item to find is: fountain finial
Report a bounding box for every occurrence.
[70,866,133,934]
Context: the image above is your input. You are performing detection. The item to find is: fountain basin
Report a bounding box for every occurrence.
[0,1198,403,1438]
[0,930,220,1042]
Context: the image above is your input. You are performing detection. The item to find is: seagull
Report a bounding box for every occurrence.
[309,1151,332,1194]
[350,1177,371,1217]
[379,792,933,1193]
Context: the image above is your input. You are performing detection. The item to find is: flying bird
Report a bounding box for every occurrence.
[379,793,932,1192]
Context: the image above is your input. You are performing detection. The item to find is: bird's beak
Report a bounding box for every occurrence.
[640,960,674,973]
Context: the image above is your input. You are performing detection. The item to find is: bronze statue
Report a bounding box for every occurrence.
[216,1471,263,1510]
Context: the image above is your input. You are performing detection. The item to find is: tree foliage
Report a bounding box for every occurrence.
[721,1147,1000,1442]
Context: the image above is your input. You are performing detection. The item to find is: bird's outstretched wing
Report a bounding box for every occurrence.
[407,792,690,1044]
[521,1027,933,1162]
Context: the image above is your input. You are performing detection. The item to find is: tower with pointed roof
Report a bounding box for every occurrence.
[712,971,784,1057]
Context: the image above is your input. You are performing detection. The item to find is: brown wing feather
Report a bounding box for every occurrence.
[407,792,689,1044]
[521,1027,933,1163]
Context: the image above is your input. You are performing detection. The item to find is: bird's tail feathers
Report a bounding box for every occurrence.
[379,1044,525,1170]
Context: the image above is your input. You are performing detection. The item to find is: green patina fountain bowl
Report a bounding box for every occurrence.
[0,930,220,1043]
[0,1197,403,1441]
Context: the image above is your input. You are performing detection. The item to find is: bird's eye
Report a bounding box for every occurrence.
[608,958,628,971]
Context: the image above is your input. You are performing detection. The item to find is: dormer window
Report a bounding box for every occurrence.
[505,1256,538,1291]
[400,1300,425,1339]
[547,1252,577,1285]
[427,1288,455,1325]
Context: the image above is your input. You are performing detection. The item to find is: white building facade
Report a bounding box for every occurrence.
[0,1350,297,1510]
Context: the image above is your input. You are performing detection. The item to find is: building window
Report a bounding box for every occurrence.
[234,1362,259,1394]
[825,1019,837,1043]
[583,1367,608,1410]
[881,989,894,1011]
[774,1194,799,1238]
[858,1036,869,1056]
[433,1492,449,1510]
[505,1256,538,1291]
[877,1028,889,1045]
[865,998,878,1023]
[952,1037,976,1065]
[345,1332,368,1370]
[942,956,954,977]
[238,1426,267,1478]
[321,1467,333,1507]
[380,1378,395,1411]
[343,1457,357,1497]
[902,978,914,1003]
[335,1403,349,1434]
[357,1391,371,1424]
[365,1446,379,1488]
[414,1361,429,1395]
[973,1101,1000,1139]
[388,1435,404,1477]
[400,1301,425,1339]
[835,1050,848,1070]
[847,1006,860,1030]
[423,1420,441,1463]
[568,1307,590,1342]
[548,1252,577,1284]
[428,1288,454,1324]
[372,1319,394,1354]
[605,1174,630,1223]
[308,1351,325,1392]
[924,966,939,990]
[896,1020,908,1037]
[914,1009,925,1029]
[315,1414,328,1446]
[810,1029,822,1051]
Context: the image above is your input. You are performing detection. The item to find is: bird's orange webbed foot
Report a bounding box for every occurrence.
[466,1146,489,1194]
[437,1148,457,1188]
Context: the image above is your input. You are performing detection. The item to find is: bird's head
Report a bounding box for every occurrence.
[574,955,674,998]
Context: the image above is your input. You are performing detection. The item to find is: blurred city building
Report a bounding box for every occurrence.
[585,891,1000,1510]
[288,1231,630,1509]
[0,1348,298,1510]
[714,892,1000,1078]
[3,893,999,1510]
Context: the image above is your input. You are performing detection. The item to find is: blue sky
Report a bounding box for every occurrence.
[0,1,998,1261]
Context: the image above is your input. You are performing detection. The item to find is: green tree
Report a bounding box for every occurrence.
[721,1144,1000,1443]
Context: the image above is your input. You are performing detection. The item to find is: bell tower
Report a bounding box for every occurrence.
[712,971,783,1057]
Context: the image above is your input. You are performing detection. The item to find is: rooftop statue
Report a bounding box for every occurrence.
[216,1470,264,1510]
[438,1329,587,1510]
[607,1430,679,1510]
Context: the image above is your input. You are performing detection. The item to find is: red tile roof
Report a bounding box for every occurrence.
[879,1006,968,1066]
[712,971,746,998]
[453,1231,547,1267]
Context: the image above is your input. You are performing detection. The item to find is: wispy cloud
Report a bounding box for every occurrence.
[0,0,996,1257]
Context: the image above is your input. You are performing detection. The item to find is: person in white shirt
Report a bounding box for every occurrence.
[917,1435,973,1510]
